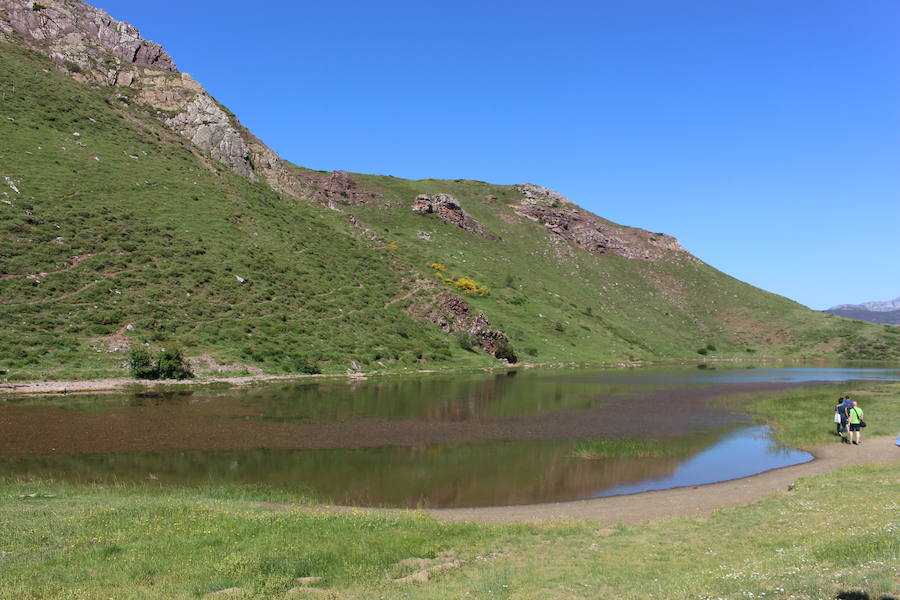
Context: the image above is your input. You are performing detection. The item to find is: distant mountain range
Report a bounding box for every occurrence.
[824,297,900,325]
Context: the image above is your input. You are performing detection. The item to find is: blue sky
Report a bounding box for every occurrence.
[95,1,899,310]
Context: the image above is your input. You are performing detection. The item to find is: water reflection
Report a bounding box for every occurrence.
[0,364,894,507]
[593,425,812,498]
[0,425,810,507]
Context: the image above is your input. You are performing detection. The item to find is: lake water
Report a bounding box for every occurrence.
[1,364,897,507]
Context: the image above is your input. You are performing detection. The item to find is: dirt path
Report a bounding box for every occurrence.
[0,251,127,280]
[283,436,898,525]
[425,435,899,524]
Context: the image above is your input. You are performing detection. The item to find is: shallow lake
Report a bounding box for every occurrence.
[1,364,897,507]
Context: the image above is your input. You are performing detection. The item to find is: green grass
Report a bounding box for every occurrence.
[3,39,899,383]
[572,430,723,459]
[1,461,897,599]
[1,381,898,599]
[744,381,900,448]
[1,383,897,598]
[0,43,493,381]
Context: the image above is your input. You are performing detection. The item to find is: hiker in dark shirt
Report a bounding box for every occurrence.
[834,397,845,436]
[838,396,853,443]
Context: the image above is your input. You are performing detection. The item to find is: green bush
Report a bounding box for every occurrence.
[290,355,321,375]
[156,347,193,380]
[696,348,708,355]
[128,347,157,379]
[494,338,518,363]
[455,332,480,352]
[128,347,193,380]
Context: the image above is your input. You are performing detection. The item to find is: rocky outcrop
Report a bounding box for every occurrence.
[407,291,509,356]
[292,169,380,206]
[516,183,571,207]
[163,93,254,179]
[412,193,497,240]
[0,0,176,81]
[513,184,690,261]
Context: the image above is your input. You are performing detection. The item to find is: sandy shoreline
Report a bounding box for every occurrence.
[0,372,379,396]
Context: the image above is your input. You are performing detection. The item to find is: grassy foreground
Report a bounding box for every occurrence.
[2,382,898,599]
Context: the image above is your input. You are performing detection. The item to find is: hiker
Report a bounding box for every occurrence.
[834,396,845,436]
[847,401,865,445]
[837,396,853,442]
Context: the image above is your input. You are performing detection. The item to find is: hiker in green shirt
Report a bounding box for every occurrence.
[847,401,865,445]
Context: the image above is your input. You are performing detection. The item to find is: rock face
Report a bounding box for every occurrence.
[412,193,497,239]
[407,291,509,356]
[512,184,690,261]
[0,0,176,76]
[164,93,254,179]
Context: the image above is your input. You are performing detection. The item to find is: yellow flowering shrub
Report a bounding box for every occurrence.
[455,277,490,297]
[427,263,489,296]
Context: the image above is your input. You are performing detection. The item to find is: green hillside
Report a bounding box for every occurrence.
[1,40,897,382]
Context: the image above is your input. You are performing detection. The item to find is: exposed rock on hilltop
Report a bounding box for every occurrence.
[294,169,381,207]
[512,184,690,262]
[412,193,497,239]
[0,0,176,76]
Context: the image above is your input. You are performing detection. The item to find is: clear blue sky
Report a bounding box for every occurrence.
[94,0,899,310]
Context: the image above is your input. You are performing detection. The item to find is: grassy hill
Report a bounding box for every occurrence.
[1,39,897,382]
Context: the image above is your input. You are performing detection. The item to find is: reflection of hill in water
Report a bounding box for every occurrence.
[0,433,717,507]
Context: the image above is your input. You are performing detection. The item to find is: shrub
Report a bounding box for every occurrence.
[455,277,489,297]
[155,347,193,380]
[290,355,320,375]
[706,344,717,351]
[696,348,708,355]
[494,338,518,363]
[128,347,157,379]
[128,347,193,380]
[455,332,479,351]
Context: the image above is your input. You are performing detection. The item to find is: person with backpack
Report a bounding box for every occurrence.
[834,397,846,437]
[847,401,865,445]
[837,396,853,442]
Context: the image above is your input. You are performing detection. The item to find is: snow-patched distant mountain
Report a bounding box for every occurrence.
[825,297,900,325]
